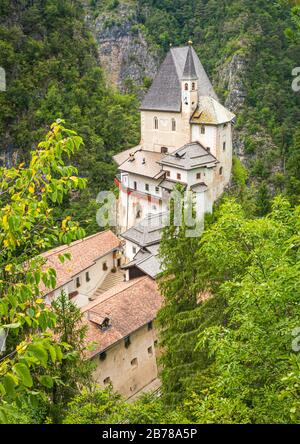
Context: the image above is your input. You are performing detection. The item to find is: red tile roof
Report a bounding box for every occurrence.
[82,276,163,357]
[41,230,121,294]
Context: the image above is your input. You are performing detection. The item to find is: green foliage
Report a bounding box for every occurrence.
[0,121,86,422]
[157,186,214,405]
[40,291,95,423]
[232,156,248,188]
[159,196,300,423]
[255,181,271,216]
[0,0,139,235]
[137,0,300,196]
[63,386,126,424]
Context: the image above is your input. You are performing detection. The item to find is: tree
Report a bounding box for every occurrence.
[0,120,86,422]
[256,181,271,216]
[62,386,126,424]
[157,186,208,405]
[182,197,300,423]
[41,291,95,423]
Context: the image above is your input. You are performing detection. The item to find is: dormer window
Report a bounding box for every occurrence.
[171,118,176,132]
[154,116,158,130]
[184,83,188,91]
[201,125,205,134]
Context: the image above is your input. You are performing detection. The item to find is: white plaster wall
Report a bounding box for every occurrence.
[191,124,218,156]
[162,166,188,183]
[92,324,159,399]
[124,239,141,262]
[141,110,190,153]
[45,251,117,306]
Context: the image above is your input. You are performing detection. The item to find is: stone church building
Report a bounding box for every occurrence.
[114,44,235,237]
[41,44,235,400]
[114,43,235,268]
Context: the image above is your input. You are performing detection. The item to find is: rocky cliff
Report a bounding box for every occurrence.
[85,1,160,96]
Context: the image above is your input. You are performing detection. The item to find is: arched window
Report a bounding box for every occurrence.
[201,125,205,134]
[219,167,223,176]
[192,82,195,91]
[171,118,176,132]
[154,116,158,130]
[184,83,188,91]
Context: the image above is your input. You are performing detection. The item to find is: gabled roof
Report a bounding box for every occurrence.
[159,142,218,170]
[41,230,121,294]
[159,178,187,192]
[113,146,142,167]
[122,244,163,279]
[114,148,163,179]
[82,276,162,357]
[140,46,217,112]
[120,213,166,247]
[191,96,236,125]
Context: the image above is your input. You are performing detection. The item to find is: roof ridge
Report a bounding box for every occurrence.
[42,229,116,258]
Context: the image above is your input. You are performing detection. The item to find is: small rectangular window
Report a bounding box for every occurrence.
[132,246,137,254]
[161,146,168,154]
[86,271,90,282]
[76,277,81,288]
[145,183,149,192]
[201,125,205,134]
[148,321,153,331]
[155,186,160,193]
[223,142,226,151]
[177,173,181,180]
[102,262,108,271]
[103,377,111,385]
[148,346,153,356]
[124,336,131,348]
[131,358,138,367]
[196,172,201,180]
[133,181,137,190]
[166,171,170,177]
[99,352,107,361]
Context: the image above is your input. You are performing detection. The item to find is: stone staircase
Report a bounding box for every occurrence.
[90,269,126,301]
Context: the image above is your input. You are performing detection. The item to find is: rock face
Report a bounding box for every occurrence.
[86,2,160,96]
[221,53,247,113]
[217,53,248,159]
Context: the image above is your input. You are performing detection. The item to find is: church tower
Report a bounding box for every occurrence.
[181,43,199,117]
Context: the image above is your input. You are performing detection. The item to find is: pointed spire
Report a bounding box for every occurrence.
[182,45,198,81]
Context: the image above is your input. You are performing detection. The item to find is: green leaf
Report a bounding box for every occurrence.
[38,375,53,388]
[14,363,33,388]
[27,343,48,367]
[3,374,17,398]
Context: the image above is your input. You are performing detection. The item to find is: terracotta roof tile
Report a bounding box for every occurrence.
[82,276,163,357]
[41,230,121,294]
